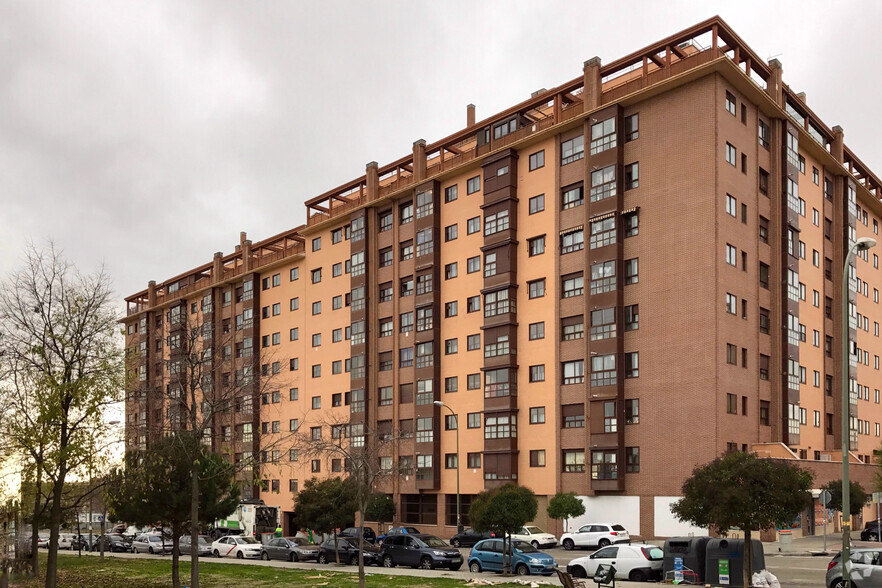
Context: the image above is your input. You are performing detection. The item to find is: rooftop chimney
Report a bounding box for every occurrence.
[467,104,475,127]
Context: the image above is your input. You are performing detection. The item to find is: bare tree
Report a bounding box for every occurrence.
[0,244,124,588]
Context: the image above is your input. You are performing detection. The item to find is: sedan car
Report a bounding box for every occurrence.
[92,534,130,553]
[261,537,319,562]
[132,533,173,555]
[560,523,630,550]
[317,537,381,565]
[450,527,495,548]
[338,526,377,544]
[179,535,212,557]
[826,548,882,588]
[468,539,557,576]
[377,526,420,543]
[567,543,663,583]
[211,535,263,559]
[510,526,557,549]
[380,534,462,570]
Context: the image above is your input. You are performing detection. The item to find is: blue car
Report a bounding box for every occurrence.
[468,538,557,576]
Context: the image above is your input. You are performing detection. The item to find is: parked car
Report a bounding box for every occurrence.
[132,533,173,555]
[34,535,49,549]
[450,527,495,548]
[826,548,882,588]
[377,526,420,543]
[261,536,319,562]
[560,523,630,550]
[380,534,463,570]
[567,543,663,582]
[860,521,882,542]
[92,534,130,553]
[211,535,262,559]
[58,533,77,550]
[317,537,381,565]
[70,535,94,551]
[468,538,557,576]
[510,526,557,549]
[338,526,377,544]
[179,535,212,556]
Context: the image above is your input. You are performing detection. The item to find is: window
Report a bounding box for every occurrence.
[529,150,545,171]
[379,248,393,267]
[624,113,638,141]
[467,256,480,273]
[590,165,616,202]
[445,262,458,280]
[759,168,769,195]
[561,229,584,254]
[416,228,433,257]
[311,237,321,252]
[758,120,770,149]
[467,217,480,234]
[399,347,413,367]
[726,143,736,166]
[484,210,510,235]
[467,176,481,194]
[484,414,516,439]
[529,322,545,340]
[415,273,433,295]
[624,258,638,284]
[290,267,299,281]
[624,212,638,237]
[726,244,737,266]
[528,279,545,299]
[467,296,480,313]
[561,135,584,165]
[399,201,413,224]
[415,189,433,219]
[529,365,545,382]
[399,311,413,332]
[467,453,481,469]
[624,162,639,190]
[445,338,458,355]
[562,316,584,340]
[445,301,458,317]
[379,283,393,303]
[726,293,737,315]
[563,273,584,297]
[529,194,545,214]
[290,297,299,311]
[626,447,640,473]
[591,355,615,387]
[379,210,392,232]
[444,224,457,242]
[444,185,458,203]
[311,301,321,315]
[726,343,738,365]
[311,268,322,284]
[589,218,615,249]
[562,404,584,428]
[625,305,639,331]
[562,185,584,209]
[590,118,616,154]
[530,450,546,467]
[759,262,769,289]
[445,377,458,393]
[625,352,639,378]
[563,360,584,385]
[467,373,481,390]
[590,308,616,341]
[725,91,736,115]
[563,450,585,473]
[528,236,545,256]
[400,276,413,297]
[726,194,737,217]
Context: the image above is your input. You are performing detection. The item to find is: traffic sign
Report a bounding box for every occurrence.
[97,515,104,522]
[873,492,882,503]
[819,490,832,506]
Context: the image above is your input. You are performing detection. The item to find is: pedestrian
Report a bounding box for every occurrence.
[275,525,282,538]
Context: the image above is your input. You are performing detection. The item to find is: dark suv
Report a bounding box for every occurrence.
[338,526,377,544]
[861,520,882,542]
[380,533,463,570]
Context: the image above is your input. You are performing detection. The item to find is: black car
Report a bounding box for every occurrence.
[861,520,882,542]
[317,538,381,566]
[449,527,495,548]
[92,534,130,553]
[70,535,93,551]
[338,526,377,544]
[380,533,463,570]
[261,537,319,562]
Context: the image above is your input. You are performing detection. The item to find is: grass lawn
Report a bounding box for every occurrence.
[10,553,533,587]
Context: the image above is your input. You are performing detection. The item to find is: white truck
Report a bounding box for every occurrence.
[211,500,280,540]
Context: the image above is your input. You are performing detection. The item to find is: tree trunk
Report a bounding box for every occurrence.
[743,529,752,588]
[171,522,181,588]
[76,518,81,557]
[333,534,340,565]
[45,472,67,588]
[29,471,41,578]
[357,507,365,588]
[190,468,200,588]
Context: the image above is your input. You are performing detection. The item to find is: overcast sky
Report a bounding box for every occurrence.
[1,0,880,307]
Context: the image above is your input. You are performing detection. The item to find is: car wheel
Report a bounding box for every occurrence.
[149,547,154,555]
[382,554,395,568]
[832,579,852,588]
[420,556,434,570]
[290,552,298,562]
[562,539,575,551]
[515,563,529,576]
[348,553,359,565]
[318,552,328,564]
[236,551,244,559]
[451,538,461,548]
[869,533,879,542]
[261,552,269,560]
[132,547,138,554]
[570,565,588,579]
[629,569,648,582]
[531,541,539,549]
[598,538,611,548]
[213,550,221,558]
[469,560,482,573]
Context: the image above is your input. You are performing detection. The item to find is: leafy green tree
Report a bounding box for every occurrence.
[364,493,395,533]
[822,479,870,517]
[547,492,585,533]
[293,477,357,564]
[470,483,538,575]
[0,245,124,588]
[106,433,239,588]
[672,451,812,588]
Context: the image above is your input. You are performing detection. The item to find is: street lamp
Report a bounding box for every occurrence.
[92,419,121,561]
[434,401,462,533]
[842,236,876,580]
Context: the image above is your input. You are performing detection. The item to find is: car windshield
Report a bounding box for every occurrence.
[405,527,419,533]
[197,537,209,545]
[525,527,543,534]
[235,537,259,544]
[514,541,539,553]
[421,537,448,548]
[612,525,627,531]
[148,536,162,542]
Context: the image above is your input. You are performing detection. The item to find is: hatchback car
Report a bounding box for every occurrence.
[317,537,381,565]
[132,533,172,555]
[861,521,882,542]
[511,526,557,549]
[560,523,630,550]
[338,526,377,544]
[468,539,556,576]
[450,527,495,548]
[567,543,663,582]
[381,534,462,570]
[261,536,319,562]
[211,535,262,559]
[179,535,212,556]
[826,548,882,588]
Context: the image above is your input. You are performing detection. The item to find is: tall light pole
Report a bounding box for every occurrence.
[93,419,120,560]
[434,401,462,533]
[842,236,876,581]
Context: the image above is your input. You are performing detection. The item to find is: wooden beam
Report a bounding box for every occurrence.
[647,52,665,68]
[445,145,462,155]
[671,44,688,59]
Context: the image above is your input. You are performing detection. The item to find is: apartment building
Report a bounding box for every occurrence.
[123,16,882,539]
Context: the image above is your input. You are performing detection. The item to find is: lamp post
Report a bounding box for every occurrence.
[842,236,876,581]
[434,401,462,533]
[93,419,121,560]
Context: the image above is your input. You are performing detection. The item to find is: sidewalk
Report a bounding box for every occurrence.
[764,530,868,556]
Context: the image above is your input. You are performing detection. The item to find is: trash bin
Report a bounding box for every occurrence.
[663,536,710,584]
[594,563,616,586]
[704,538,765,587]
[778,530,792,552]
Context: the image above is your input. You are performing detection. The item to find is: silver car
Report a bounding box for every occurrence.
[131,533,172,555]
[826,548,882,588]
